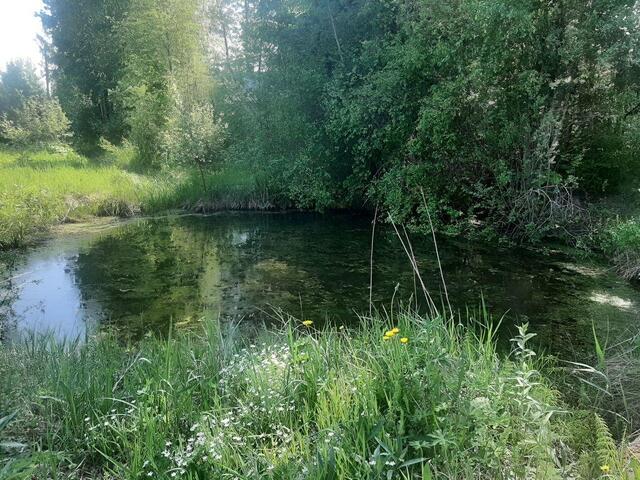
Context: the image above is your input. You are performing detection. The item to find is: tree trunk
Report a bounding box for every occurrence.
[222,20,230,68]
[327,2,344,64]
[198,161,208,194]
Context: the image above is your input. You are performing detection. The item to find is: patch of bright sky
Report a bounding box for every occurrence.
[0,0,45,74]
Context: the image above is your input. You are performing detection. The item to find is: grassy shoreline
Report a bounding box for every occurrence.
[1,310,638,479]
[0,147,277,250]
[1,146,638,284]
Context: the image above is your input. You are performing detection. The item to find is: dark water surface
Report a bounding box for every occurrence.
[2,213,639,358]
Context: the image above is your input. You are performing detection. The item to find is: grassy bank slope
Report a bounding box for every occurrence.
[602,218,640,281]
[0,147,274,249]
[1,311,637,479]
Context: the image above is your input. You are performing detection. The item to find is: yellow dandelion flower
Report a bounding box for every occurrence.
[302,320,313,327]
[600,464,610,474]
[400,337,409,344]
[392,327,400,334]
[385,330,396,338]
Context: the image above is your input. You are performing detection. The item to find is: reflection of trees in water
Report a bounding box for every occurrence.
[0,255,22,339]
[71,214,395,338]
[73,215,280,338]
[74,219,218,338]
[69,213,640,356]
[72,214,368,338]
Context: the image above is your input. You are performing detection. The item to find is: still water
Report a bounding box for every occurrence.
[1,213,639,357]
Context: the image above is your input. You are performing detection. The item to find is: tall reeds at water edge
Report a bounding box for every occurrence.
[1,309,639,479]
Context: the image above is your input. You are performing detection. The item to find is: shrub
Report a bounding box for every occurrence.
[0,97,71,147]
[164,102,226,192]
[120,84,169,168]
[0,187,62,249]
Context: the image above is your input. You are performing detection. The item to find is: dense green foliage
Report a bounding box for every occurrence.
[0,98,70,147]
[2,312,637,479]
[31,0,640,243]
[0,60,44,121]
[0,61,70,148]
[39,0,131,144]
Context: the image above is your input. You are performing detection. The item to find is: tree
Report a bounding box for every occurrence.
[166,102,227,192]
[0,60,44,121]
[40,0,131,145]
[116,0,212,166]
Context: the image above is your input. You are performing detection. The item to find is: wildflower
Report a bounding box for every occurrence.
[600,464,610,473]
[400,337,409,344]
[302,320,313,327]
[384,330,396,338]
[392,327,400,334]
[383,335,392,341]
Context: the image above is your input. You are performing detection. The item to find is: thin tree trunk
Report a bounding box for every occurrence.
[198,161,208,194]
[244,0,251,73]
[369,204,378,316]
[327,2,344,63]
[221,20,230,68]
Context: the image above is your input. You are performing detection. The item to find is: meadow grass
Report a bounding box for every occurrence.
[1,310,637,479]
[0,147,275,249]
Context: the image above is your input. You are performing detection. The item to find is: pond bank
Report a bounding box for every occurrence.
[1,311,638,479]
[2,147,638,286]
[0,147,285,250]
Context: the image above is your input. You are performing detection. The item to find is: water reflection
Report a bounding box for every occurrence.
[2,213,639,358]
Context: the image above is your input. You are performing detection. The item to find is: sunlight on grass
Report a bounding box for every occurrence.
[1,310,637,478]
[0,147,271,249]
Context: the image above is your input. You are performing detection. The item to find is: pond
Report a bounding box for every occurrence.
[1,212,639,359]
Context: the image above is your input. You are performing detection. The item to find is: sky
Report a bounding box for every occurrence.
[0,0,45,73]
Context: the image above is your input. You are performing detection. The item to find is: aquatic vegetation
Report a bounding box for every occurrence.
[1,311,637,479]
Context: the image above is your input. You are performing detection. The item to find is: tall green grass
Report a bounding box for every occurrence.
[603,218,640,280]
[0,147,276,249]
[1,310,637,479]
